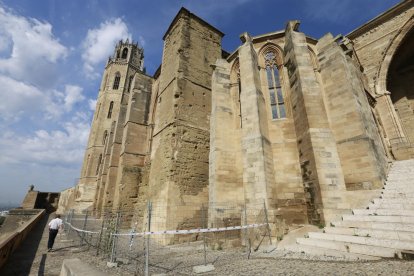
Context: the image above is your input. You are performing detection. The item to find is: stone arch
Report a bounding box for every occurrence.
[121,47,128,59]
[258,43,284,68]
[375,15,414,95]
[307,46,319,71]
[230,58,240,83]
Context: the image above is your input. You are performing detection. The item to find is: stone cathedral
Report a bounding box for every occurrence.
[58,1,414,232]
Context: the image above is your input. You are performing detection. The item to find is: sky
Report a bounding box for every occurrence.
[0,0,401,205]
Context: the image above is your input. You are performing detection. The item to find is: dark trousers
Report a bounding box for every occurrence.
[48,229,58,249]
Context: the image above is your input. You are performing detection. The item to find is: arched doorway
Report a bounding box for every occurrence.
[387,28,414,144]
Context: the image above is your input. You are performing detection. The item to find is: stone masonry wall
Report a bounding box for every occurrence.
[317,34,387,190]
[284,21,348,224]
[147,9,222,235]
[209,59,244,209]
[112,73,153,218]
[238,33,276,210]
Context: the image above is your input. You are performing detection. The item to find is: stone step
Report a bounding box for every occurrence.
[380,192,414,199]
[388,167,414,171]
[384,179,414,184]
[368,202,414,210]
[384,180,414,186]
[386,176,414,182]
[371,198,414,206]
[382,188,414,194]
[387,172,414,176]
[324,227,414,241]
[291,244,381,261]
[388,175,414,179]
[333,220,414,232]
[342,214,414,224]
[352,208,414,217]
[308,232,414,251]
[296,237,398,258]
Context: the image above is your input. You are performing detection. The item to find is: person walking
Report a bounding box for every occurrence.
[47,214,63,252]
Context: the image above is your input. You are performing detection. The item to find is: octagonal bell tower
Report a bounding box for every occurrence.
[74,39,144,212]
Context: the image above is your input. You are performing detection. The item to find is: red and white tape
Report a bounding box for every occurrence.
[111,223,268,237]
[66,222,101,234]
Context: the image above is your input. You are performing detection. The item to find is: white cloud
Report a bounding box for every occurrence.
[88,99,97,111]
[0,4,83,123]
[63,85,85,112]
[0,75,86,121]
[0,119,90,167]
[0,75,46,121]
[0,5,68,88]
[82,18,131,79]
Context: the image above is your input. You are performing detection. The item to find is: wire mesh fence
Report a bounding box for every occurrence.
[63,200,273,275]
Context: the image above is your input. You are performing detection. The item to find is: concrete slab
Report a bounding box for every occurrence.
[60,258,110,276]
[193,264,215,274]
[106,261,118,268]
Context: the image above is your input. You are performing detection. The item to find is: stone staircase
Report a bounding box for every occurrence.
[296,159,414,260]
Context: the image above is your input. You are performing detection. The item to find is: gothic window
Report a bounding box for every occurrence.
[264,51,286,119]
[127,75,134,92]
[113,73,120,90]
[102,130,108,145]
[96,154,102,175]
[107,101,114,118]
[121,48,128,59]
[232,59,242,128]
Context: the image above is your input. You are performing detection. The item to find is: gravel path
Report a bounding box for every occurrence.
[1,217,414,276]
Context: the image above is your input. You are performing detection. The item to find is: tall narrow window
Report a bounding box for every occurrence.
[127,76,134,92]
[113,73,120,90]
[121,48,128,59]
[96,154,102,175]
[102,130,108,145]
[84,154,90,176]
[234,60,242,128]
[95,103,101,120]
[107,101,114,118]
[264,51,286,119]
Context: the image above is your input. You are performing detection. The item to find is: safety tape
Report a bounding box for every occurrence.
[111,223,268,237]
[69,218,101,221]
[66,222,101,234]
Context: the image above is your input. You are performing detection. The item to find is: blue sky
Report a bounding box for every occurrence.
[0,0,400,205]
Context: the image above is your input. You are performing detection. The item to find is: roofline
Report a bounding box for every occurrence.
[226,30,318,62]
[347,0,413,39]
[251,30,318,44]
[162,7,225,40]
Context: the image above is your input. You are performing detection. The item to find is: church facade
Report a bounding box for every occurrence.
[58,1,414,232]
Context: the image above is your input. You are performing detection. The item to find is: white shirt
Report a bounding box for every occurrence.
[49,218,63,230]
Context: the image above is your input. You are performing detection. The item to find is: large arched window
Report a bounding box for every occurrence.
[264,51,286,119]
[107,101,114,118]
[121,48,128,59]
[113,73,120,90]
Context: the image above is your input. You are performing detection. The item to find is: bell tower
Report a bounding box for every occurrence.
[74,39,144,212]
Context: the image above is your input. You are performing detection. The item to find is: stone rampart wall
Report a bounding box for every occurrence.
[0,209,45,269]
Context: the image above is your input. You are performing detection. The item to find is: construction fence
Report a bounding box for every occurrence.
[63,201,273,275]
